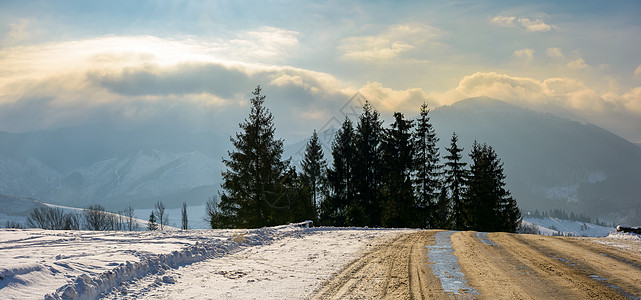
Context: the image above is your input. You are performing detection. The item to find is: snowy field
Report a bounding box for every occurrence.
[0,224,412,299]
[521,217,614,237]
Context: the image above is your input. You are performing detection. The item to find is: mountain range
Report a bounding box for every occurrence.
[1,97,640,223]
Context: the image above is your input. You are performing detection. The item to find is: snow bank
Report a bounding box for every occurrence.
[0,223,310,299]
[606,231,641,241]
[44,225,303,300]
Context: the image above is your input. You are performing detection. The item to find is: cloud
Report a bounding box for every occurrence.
[229,26,299,60]
[358,82,436,113]
[3,18,31,46]
[517,17,553,32]
[338,23,441,62]
[513,48,534,60]
[491,16,554,32]
[490,16,516,27]
[635,64,641,76]
[567,58,590,70]
[545,47,564,58]
[0,34,350,136]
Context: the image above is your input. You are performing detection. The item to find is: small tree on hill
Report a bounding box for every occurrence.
[154,201,168,230]
[181,202,188,230]
[148,212,158,231]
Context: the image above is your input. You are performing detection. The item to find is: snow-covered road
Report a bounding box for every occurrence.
[109,228,410,299]
[0,225,412,299]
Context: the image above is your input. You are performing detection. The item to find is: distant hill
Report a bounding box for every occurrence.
[0,125,229,210]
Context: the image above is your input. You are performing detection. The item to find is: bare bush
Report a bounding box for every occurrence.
[154,201,168,230]
[84,205,110,231]
[4,220,24,229]
[27,206,67,230]
[122,206,138,231]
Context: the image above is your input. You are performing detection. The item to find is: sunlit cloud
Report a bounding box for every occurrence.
[567,58,590,70]
[545,47,564,58]
[358,82,436,113]
[634,64,641,76]
[0,34,346,134]
[2,18,31,46]
[513,48,534,60]
[229,26,300,60]
[433,72,641,142]
[491,16,555,32]
[338,23,442,62]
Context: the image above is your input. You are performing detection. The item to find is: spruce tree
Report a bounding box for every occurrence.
[412,103,441,228]
[219,86,290,228]
[381,112,415,228]
[433,186,452,229]
[321,117,355,226]
[443,132,468,230]
[300,130,327,223]
[465,142,490,230]
[147,212,158,231]
[181,202,188,230]
[351,101,384,226]
[465,142,520,232]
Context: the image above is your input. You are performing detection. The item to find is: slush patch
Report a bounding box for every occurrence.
[426,231,478,295]
[475,232,499,247]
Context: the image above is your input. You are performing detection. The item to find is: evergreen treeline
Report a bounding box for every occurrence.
[212,86,521,232]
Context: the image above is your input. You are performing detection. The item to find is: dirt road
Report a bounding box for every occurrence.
[311,230,641,299]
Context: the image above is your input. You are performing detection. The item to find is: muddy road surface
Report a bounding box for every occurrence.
[311,230,641,299]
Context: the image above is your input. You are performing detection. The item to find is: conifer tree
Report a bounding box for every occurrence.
[351,101,384,226]
[465,142,521,232]
[218,86,290,228]
[412,103,441,228]
[181,202,188,230]
[443,132,468,230]
[300,130,327,222]
[321,117,355,226]
[433,186,452,229]
[381,112,415,227]
[147,212,158,231]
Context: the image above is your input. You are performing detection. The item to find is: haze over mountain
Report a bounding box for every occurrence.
[1,97,638,223]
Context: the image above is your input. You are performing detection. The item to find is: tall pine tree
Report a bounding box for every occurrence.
[412,103,441,228]
[300,130,327,223]
[218,86,290,228]
[465,142,521,232]
[381,112,415,228]
[321,117,355,226]
[443,132,468,230]
[351,101,384,226]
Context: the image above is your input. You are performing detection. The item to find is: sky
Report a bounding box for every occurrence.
[1,0,640,143]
